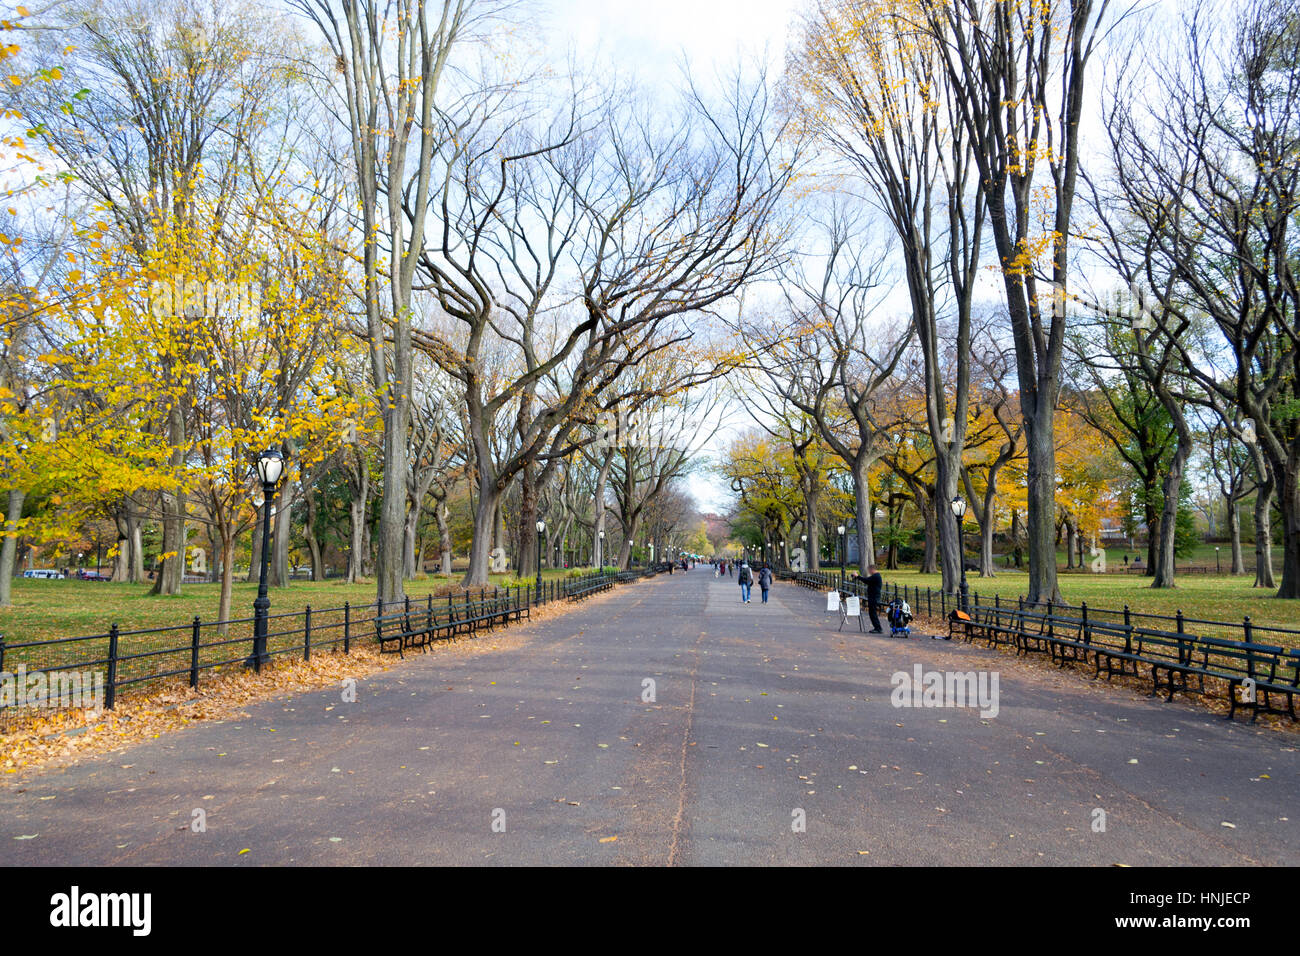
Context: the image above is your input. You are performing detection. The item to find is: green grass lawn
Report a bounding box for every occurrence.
[0,569,580,645]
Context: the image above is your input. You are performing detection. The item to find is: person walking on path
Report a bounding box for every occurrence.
[728,561,734,578]
[758,564,773,604]
[855,564,884,633]
[738,561,753,603]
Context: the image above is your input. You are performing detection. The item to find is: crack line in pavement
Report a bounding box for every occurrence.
[666,628,705,868]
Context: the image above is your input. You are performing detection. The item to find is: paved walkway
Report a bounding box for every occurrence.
[2,570,1296,865]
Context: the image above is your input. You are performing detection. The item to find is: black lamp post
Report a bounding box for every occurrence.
[1215,546,1220,574]
[837,524,846,587]
[951,496,969,612]
[250,447,285,672]
[597,528,605,569]
[535,520,545,597]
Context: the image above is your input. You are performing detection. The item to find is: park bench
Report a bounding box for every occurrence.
[374,609,431,658]
[566,576,614,601]
[1151,634,1297,721]
[443,594,521,638]
[954,605,1022,649]
[1011,608,1088,664]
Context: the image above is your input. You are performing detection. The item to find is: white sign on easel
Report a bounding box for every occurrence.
[826,591,840,612]
[845,596,860,617]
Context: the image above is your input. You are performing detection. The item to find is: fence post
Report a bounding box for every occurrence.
[427,594,434,634]
[1081,601,1089,642]
[189,616,201,688]
[941,588,946,615]
[106,624,119,710]
[344,602,351,654]
[1123,605,1133,654]
[1243,615,1253,644]
[304,605,312,661]
[927,587,932,616]
[995,593,1000,610]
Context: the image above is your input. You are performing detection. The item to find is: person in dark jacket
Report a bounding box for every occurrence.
[737,562,753,603]
[855,565,883,633]
[758,564,773,604]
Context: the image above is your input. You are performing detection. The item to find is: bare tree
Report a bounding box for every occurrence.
[1094,0,1300,596]
[920,0,1116,604]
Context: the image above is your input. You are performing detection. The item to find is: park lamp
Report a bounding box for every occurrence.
[248,447,285,672]
[256,447,285,488]
[951,497,969,610]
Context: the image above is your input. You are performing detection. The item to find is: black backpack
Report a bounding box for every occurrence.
[739,566,752,585]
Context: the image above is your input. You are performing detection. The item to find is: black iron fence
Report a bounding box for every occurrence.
[780,569,1300,720]
[0,567,653,721]
[778,569,1300,648]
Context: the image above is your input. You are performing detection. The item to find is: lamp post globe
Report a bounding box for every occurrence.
[250,447,285,671]
[951,496,969,612]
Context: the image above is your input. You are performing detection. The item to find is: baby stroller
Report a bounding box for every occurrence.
[887,598,913,638]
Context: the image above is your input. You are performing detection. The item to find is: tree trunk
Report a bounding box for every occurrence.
[1144,492,1160,575]
[1278,461,1300,599]
[435,501,453,576]
[934,450,961,593]
[517,458,539,579]
[376,405,408,604]
[1151,431,1192,589]
[805,492,820,572]
[1065,518,1077,569]
[112,509,131,583]
[0,488,25,607]
[463,479,501,587]
[347,463,369,584]
[247,517,262,583]
[152,404,187,596]
[271,490,292,587]
[305,489,325,582]
[919,494,937,574]
[1024,406,1063,604]
[130,519,144,582]
[217,533,236,636]
[1228,499,1245,575]
[403,502,419,579]
[852,460,875,575]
